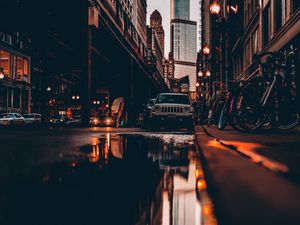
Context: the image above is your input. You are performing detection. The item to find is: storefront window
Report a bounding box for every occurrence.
[0,50,11,77]
[17,57,24,79]
[24,59,29,75]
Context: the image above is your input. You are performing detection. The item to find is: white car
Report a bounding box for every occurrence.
[150,93,194,131]
[0,113,26,126]
[23,113,42,125]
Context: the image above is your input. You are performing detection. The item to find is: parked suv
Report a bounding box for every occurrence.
[150,93,194,130]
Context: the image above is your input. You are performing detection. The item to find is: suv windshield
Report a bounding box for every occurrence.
[156,94,190,104]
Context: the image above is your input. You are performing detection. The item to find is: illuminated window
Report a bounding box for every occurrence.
[0,50,11,76]
[16,57,29,79]
[24,59,29,75]
[17,57,24,79]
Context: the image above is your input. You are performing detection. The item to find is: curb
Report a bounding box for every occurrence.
[194,125,300,225]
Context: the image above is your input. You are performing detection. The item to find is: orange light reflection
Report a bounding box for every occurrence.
[197,179,207,191]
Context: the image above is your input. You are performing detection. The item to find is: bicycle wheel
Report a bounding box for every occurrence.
[235,81,267,132]
[278,113,299,130]
[218,102,229,130]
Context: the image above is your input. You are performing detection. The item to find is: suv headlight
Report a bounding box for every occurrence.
[153,105,161,112]
[184,106,190,112]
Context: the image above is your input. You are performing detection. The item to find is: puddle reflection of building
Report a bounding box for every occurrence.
[160,148,215,225]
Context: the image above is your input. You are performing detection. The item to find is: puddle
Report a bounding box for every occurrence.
[0,133,217,225]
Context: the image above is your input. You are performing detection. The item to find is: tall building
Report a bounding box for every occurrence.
[198,0,203,51]
[170,0,190,20]
[147,26,164,76]
[170,0,197,92]
[232,0,300,85]
[133,0,147,45]
[201,0,300,103]
[150,10,165,56]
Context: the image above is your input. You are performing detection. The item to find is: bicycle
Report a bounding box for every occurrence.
[236,47,299,132]
[217,80,245,131]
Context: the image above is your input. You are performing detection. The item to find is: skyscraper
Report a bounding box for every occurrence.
[171,0,190,20]
[150,10,165,56]
[170,0,197,92]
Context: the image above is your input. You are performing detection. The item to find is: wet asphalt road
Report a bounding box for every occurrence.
[0,127,216,225]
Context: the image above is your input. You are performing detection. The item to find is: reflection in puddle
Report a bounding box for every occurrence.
[1,134,217,225]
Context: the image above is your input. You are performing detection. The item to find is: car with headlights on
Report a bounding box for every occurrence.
[150,93,194,130]
[49,115,66,126]
[0,113,25,126]
[90,116,115,127]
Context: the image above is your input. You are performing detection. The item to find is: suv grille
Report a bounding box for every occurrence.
[161,106,184,113]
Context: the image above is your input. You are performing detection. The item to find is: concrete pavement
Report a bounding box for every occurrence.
[195,125,300,225]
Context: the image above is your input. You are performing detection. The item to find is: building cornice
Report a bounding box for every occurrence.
[174,60,196,67]
[171,19,197,26]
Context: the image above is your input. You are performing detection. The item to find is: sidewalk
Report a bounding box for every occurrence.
[195,125,300,225]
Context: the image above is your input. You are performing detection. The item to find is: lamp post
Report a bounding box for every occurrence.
[0,68,5,113]
[209,0,238,93]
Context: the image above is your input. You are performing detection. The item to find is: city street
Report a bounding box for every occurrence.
[1,0,300,224]
[0,127,216,225]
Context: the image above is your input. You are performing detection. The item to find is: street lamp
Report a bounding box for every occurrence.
[209,0,239,93]
[0,68,4,112]
[196,82,200,88]
[198,70,203,77]
[206,70,211,77]
[210,1,221,15]
[202,45,211,56]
